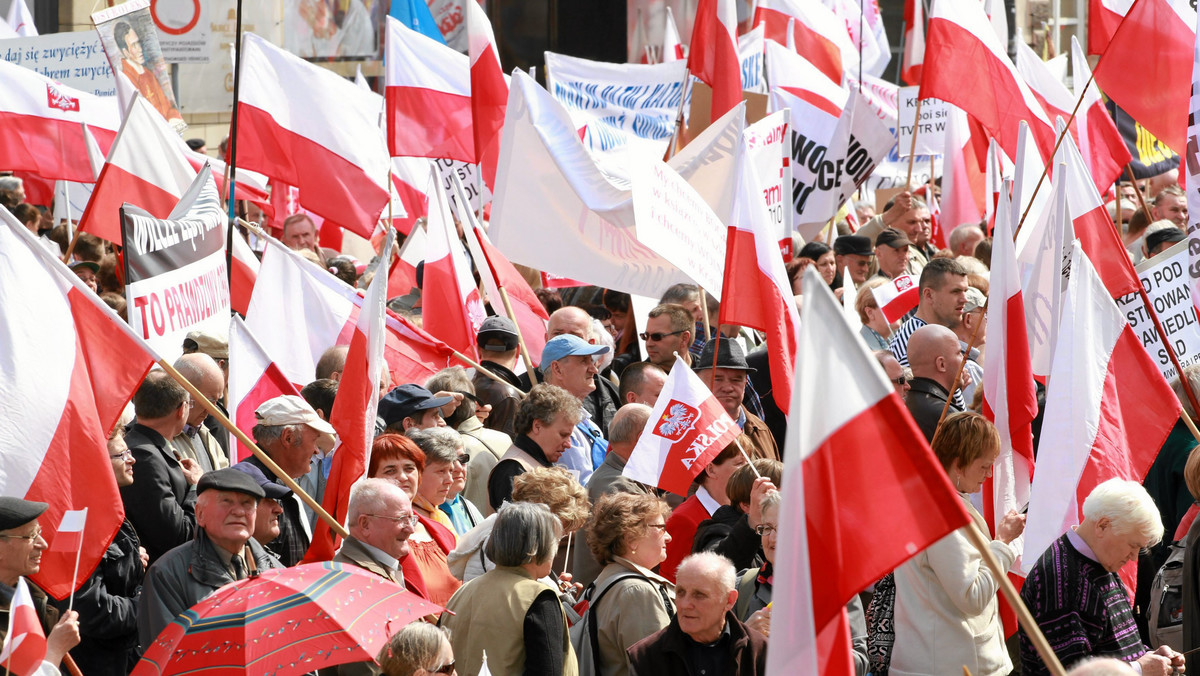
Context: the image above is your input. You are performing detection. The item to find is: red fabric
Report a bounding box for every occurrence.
[689,0,742,120]
[901,0,924,85]
[1092,0,1192,155]
[385,86,474,162]
[473,227,548,365]
[0,112,116,183]
[1073,203,1142,298]
[1088,0,1125,54]
[0,582,47,675]
[1175,504,1199,542]
[470,44,507,191]
[755,6,843,84]
[661,494,711,582]
[12,171,54,207]
[1081,100,1132,194]
[77,162,181,244]
[817,609,856,676]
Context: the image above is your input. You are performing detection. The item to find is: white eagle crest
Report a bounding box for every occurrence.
[656,402,697,440]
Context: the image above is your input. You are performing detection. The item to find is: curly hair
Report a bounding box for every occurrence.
[511,466,590,533]
[368,433,425,478]
[586,492,671,566]
[514,384,581,436]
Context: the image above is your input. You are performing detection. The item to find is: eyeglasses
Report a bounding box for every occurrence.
[456,454,469,465]
[0,528,42,542]
[109,450,134,460]
[639,330,685,342]
[645,523,668,532]
[367,513,418,527]
[890,376,907,386]
[754,524,778,536]
[431,661,456,674]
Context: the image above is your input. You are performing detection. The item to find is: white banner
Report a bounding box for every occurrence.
[1114,240,1200,382]
[738,24,765,94]
[897,87,948,158]
[1,32,115,97]
[545,51,687,175]
[744,109,792,257]
[149,0,210,63]
[632,159,727,298]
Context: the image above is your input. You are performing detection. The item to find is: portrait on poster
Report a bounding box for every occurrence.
[93,0,185,129]
[283,0,386,59]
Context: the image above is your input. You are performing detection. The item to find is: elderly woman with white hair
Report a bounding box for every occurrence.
[441,502,577,676]
[1020,479,1185,676]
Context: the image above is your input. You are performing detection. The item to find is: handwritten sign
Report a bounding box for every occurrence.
[1114,239,1200,382]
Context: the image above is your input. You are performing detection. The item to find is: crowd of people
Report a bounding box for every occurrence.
[3,147,1200,676]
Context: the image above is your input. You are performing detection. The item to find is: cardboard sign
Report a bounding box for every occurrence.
[1113,239,1200,382]
[897,86,948,158]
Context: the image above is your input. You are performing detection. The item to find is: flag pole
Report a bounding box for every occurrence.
[225,0,245,293]
[155,358,349,538]
[67,534,83,613]
[963,522,1067,675]
[451,349,518,387]
[904,98,925,189]
[496,286,540,382]
[733,437,762,478]
[931,298,987,445]
[698,289,712,342]
[1124,165,1154,222]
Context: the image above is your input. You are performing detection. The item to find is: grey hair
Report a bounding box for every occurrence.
[405,427,462,465]
[608,404,651,446]
[760,490,782,515]
[425,367,476,426]
[660,283,700,306]
[514,384,582,436]
[1081,478,1165,547]
[252,422,306,447]
[348,478,404,522]
[0,176,22,193]
[677,552,737,592]
[485,501,562,567]
[173,352,222,388]
[377,622,451,676]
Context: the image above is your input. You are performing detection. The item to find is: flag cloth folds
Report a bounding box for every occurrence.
[0,59,119,184]
[6,0,35,36]
[388,0,446,44]
[663,6,685,62]
[719,154,801,415]
[902,0,926,85]
[77,96,196,244]
[0,578,47,676]
[422,167,486,359]
[768,266,970,675]
[305,229,395,563]
[870,274,920,324]
[921,0,1055,162]
[1069,36,1132,194]
[385,16,473,162]
[467,0,507,190]
[0,208,155,600]
[754,0,853,85]
[1023,242,1178,587]
[1091,0,1193,155]
[688,0,742,120]
[227,316,304,462]
[622,354,742,496]
[236,32,390,238]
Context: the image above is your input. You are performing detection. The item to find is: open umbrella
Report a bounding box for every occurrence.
[133,561,442,675]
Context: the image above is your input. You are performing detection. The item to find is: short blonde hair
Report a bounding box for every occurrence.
[511,466,590,533]
[855,277,887,324]
[931,411,999,473]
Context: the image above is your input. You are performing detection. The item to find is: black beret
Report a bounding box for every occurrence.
[197,467,266,499]
[0,497,48,532]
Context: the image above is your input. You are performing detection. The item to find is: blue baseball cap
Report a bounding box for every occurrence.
[541,334,610,365]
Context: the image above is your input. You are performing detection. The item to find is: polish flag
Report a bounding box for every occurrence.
[755,0,852,85]
[462,216,549,366]
[387,222,427,300]
[236,32,391,239]
[1069,36,1132,192]
[0,59,119,184]
[467,1,507,191]
[1092,0,1193,155]
[1011,121,1050,237]
[385,16,473,162]
[48,509,87,554]
[663,6,685,62]
[1014,39,1080,148]
[921,0,1055,162]
[305,229,395,563]
[245,236,456,393]
[1087,0,1134,55]
[76,96,195,245]
[187,150,273,212]
[870,274,920,323]
[769,266,971,675]
[422,167,486,359]
[0,578,47,676]
[391,157,434,236]
[924,185,946,250]
[227,316,303,462]
[718,154,801,415]
[901,0,926,85]
[765,41,848,118]
[1015,161,1071,380]
[230,231,259,316]
[6,0,35,36]
[622,354,743,496]
[1023,241,1178,590]
[939,107,984,234]
[0,209,155,600]
[689,0,742,120]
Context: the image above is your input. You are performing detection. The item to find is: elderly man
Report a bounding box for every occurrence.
[904,324,966,441]
[378,384,454,432]
[281,213,321,259]
[643,303,695,371]
[1152,185,1188,228]
[954,287,987,406]
[487,384,583,510]
[121,370,203,563]
[334,479,415,586]
[540,334,610,484]
[628,552,767,675]
[832,235,873,290]
[696,340,779,462]
[889,257,969,369]
[873,228,913,280]
[138,468,281,646]
[1021,480,1185,676]
[248,395,336,566]
[172,353,229,473]
[619,362,667,406]
[874,350,911,401]
[0,175,25,208]
[473,316,525,435]
[0,498,81,672]
[949,223,986,258]
[180,330,232,459]
[539,306,623,437]
[230,462,292,552]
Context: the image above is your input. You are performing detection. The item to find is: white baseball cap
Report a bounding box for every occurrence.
[255,395,336,449]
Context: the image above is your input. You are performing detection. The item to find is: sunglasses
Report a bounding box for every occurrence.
[639,329,685,342]
[431,661,455,674]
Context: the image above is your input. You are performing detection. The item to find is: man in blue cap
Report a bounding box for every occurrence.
[541,334,610,485]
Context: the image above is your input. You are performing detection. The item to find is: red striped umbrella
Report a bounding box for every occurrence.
[133,561,442,675]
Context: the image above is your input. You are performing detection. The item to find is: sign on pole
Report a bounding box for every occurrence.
[897,86,948,158]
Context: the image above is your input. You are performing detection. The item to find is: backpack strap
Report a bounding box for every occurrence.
[585,571,656,674]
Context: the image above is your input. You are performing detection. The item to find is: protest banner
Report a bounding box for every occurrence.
[545,51,687,175]
[92,0,185,130]
[121,167,229,361]
[1113,239,1200,382]
[1110,101,1182,179]
[738,24,765,94]
[743,109,793,258]
[148,0,210,63]
[631,158,727,299]
[897,87,948,157]
[0,31,116,97]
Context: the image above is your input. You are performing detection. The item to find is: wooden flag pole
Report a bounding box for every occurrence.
[904,98,925,189]
[930,298,987,446]
[497,285,539,382]
[1125,165,1154,222]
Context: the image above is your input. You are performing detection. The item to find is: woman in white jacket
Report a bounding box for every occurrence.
[889,412,1026,676]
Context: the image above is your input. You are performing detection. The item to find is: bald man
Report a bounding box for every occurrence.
[904,324,966,441]
[172,353,230,472]
[522,305,622,436]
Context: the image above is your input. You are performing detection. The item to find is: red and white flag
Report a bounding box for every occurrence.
[385,16,473,162]
[6,0,35,36]
[663,6,685,62]
[227,316,303,462]
[388,221,427,300]
[0,578,47,676]
[921,0,1055,162]
[0,59,119,184]
[76,96,196,244]
[49,509,87,555]
[0,208,155,600]
[1023,241,1178,588]
[870,274,920,323]
[1010,121,1050,238]
[755,0,853,85]
[467,1,507,190]
[1088,0,1132,54]
[1091,0,1193,155]
[719,153,801,414]
[236,32,391,238]
[422,167,486,359]
[1068,37,1132,193]
[230,232,259,317]
[901,0,926,85]
[305,229,395,563]
[764,41,848,117]
[689,0,742,120]
[622,354,743,496]
[768,266,971,675]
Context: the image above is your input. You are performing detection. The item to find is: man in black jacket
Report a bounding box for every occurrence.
[904,324,966,442]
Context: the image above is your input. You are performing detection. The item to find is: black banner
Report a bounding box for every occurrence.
[1109,101,1181,179]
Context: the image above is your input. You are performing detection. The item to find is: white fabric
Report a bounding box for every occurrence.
[385,16,470,95]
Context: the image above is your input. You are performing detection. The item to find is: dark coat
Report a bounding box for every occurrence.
[120,423,197,563]
[692,506,762,573]
[905,377,962,442]
[626,611,767,676]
